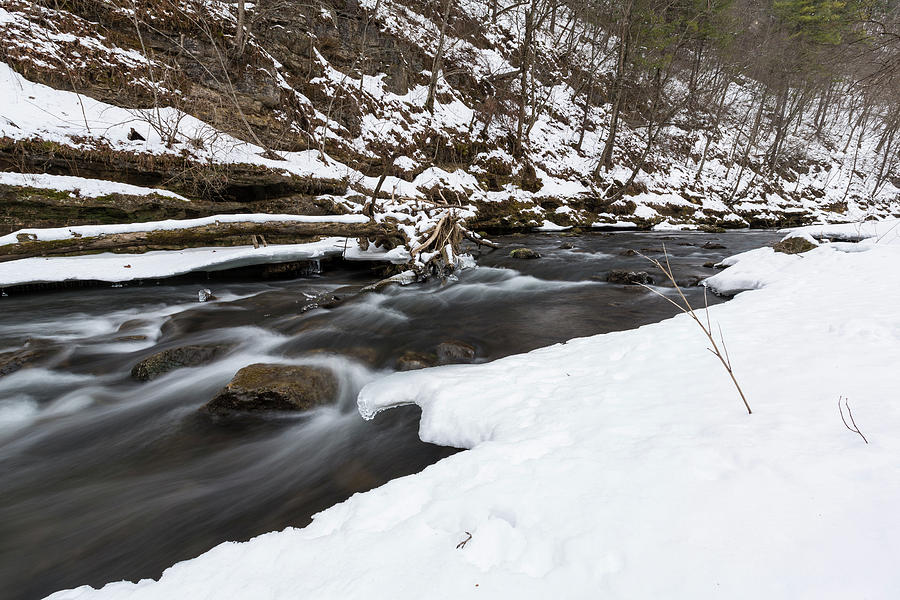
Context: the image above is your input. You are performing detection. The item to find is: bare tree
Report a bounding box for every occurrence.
[425,0,453,113]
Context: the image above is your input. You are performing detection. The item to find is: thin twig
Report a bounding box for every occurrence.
[838,396,869,444]
[456,531,472,549]
[638,245,752,414]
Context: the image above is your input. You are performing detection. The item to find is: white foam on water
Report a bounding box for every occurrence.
[0,394,40,433]
[0,368,97,396]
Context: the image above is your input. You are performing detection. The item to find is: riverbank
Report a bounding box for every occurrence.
[44,223,900,599]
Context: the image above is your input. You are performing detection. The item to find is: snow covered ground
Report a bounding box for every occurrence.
[46,219,900,599]
[703,219,900,295]
[0,172,189,200]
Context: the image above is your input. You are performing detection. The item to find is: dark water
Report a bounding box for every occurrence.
[0,230,779,599]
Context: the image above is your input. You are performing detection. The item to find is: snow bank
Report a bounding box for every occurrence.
[701,247,799,294]
[0,213,370,246]
[0,172,188,200]
[781,219,900,243]
[48,226,900,599]
[705,218,900,294]
[535,220,571,232]
[0,238,351,286]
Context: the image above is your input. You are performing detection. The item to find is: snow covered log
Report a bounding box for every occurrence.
[0,219,394,262]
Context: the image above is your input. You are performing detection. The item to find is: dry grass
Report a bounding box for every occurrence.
[638,244,752,415]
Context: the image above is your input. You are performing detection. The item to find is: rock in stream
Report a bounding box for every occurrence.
[131,344,229,381]
[204,363,338,414]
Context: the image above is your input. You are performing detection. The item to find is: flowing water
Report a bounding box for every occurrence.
[0,230,780,599]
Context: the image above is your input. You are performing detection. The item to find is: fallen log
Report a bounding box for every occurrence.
[463,229,501,249]
[0,220,390,262]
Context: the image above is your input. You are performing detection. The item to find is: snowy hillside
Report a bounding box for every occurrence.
[2,0,898,236]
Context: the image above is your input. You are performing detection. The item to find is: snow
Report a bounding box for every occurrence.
[0,233,410,287]
[47,223,900,599]
[781,219,900,243]
[0,213,370,246]
[0,172,188,200]
[0,61,350,183]
[0,212,416,286]
[705,218,900,295]
[0,239,350,286]
[652,220,700,231]
[535,220,571,232]
[702,246,799,295]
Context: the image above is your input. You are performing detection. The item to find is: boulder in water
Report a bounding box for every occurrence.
[114,334,149,342]
[435,341,477,364]
[606,270,654,285]
[198,289,216,303]
[204,363,338,413]
[0,349,41,378]
[131,344,228,381]
[396,351,438,371]
[509,247,540,259]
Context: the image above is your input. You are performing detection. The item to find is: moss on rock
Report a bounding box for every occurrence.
[773,236,817,254]
[204,363,339,413]
[131,344,229,381]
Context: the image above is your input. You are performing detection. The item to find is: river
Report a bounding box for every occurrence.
[0,230,780,599]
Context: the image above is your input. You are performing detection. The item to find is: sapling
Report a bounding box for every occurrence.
[638,245,752,414]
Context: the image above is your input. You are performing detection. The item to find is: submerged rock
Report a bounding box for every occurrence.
[435,341,477,364]
[131,344,228,381]
[606,270,654,285]
[509,247,540,259]
[204,363,338,413]
[558,242,574,250]
[396,351,438,371]
[701,241,726,249]
[0,349,41,378]
[298,293,340,314]
[114,334,149,342]
[774,236,817,254]
[305,346,380,366]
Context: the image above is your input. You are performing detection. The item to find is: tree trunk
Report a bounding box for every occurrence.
[425,0,453,114]
[688,39,704,107]
[728,86,768,205]
[621,68,667,192]
[842,106,870,202]
[515,1,536,155]
[766,85,789,173]
[576,74,594,151]
[695,78,731,181]
[599,0,633,172]
[234,0,246,56]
